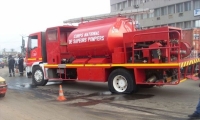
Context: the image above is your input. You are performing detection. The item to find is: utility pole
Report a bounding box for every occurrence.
[21,36,26,57]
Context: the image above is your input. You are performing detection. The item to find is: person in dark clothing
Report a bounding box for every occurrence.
[18,54,24,76]
[188,99,200,119]
[8,55,15,77]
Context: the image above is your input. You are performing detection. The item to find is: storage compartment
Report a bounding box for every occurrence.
[77,68,106,82]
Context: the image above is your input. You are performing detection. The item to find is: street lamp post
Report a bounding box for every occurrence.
[21,36,26,57]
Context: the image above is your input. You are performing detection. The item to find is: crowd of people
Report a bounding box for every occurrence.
[8,54,24,77]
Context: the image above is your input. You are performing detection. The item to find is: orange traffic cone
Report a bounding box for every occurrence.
[57,85,66,101]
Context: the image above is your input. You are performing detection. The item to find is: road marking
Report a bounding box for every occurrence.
[180,79,187,83]
[180,73,199,83]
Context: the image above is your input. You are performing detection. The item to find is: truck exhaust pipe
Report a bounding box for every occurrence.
[146,76,157,83]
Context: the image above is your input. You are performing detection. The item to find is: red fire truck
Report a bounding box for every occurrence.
[25,10,200,94]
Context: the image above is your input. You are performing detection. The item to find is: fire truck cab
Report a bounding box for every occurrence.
[25,32,46,78]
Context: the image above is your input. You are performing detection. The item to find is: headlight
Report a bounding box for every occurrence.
[0,81,6,85]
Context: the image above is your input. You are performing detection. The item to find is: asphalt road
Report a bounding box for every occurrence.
[0,67,200,120]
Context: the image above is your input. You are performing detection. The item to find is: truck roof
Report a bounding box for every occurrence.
[46,25,77,31]
[29,26,77,35]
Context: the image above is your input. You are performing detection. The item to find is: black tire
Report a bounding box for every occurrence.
[32,66,48,86]
[2,66,4,68]
[0,93,5,97]
[108,68,138,94]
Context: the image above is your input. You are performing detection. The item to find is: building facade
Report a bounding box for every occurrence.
[110,0,200,29]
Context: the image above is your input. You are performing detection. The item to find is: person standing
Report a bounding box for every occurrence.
[8,55,15,77]
[188,99,200,119]
[18,54,24,76]
[15,57,19,69]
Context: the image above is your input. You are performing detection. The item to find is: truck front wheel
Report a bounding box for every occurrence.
[108,68,137,94]
[32,66,48,86]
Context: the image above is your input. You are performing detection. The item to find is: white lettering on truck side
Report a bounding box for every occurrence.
[68,31,105,44]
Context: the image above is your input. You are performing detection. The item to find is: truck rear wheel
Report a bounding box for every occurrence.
[32,66,48,86]
[108,68,137,94]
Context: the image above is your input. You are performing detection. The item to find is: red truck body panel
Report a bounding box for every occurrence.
[67,17,134,58]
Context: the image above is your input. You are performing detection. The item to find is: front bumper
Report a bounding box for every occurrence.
[0,84,7,94]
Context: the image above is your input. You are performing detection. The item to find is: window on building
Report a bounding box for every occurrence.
[154,8,160,17]
[168,5,175,14]
[168,23,175,27]
[117,3,122,10]
[122,1,127,8]
[143,13,147,19]
[184,1,191,11]
[140,0,144,4]
[128,0,133,7]
[184,21,191,28]
[149,12,154,18]
[176,3,183,13]
[147,13,149,18]
[135,15,139,20]
[140,14,143,19]
[161,7,167,16]
[134,0,139,5]
[130,15,135,19]
[176,22,184,28]
[194,0,200,9]
[195,20,200,27]
[111,4,116,11]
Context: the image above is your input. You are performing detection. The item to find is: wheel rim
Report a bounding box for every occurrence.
[34,70,43,82]
[113,75,128,92]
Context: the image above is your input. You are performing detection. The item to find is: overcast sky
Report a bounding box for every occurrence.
[0,0,110,52]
